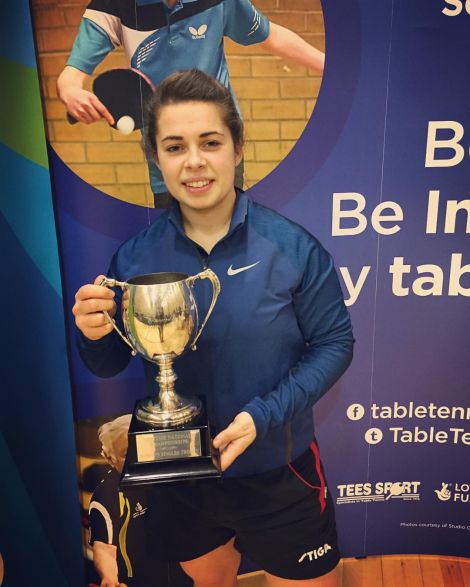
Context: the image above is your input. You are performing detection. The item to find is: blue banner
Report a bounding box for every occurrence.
[0,1,85,585]
[31,0,470,572]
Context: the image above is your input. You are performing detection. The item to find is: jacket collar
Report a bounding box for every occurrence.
[168,189,249,240]
[136,0,195,5]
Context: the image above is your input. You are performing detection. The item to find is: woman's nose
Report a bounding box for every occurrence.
[184,147,206,169]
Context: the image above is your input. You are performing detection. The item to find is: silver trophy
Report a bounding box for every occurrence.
[100,269,221,485]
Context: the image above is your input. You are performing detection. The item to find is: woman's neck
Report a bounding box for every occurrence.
[180,192,236,254]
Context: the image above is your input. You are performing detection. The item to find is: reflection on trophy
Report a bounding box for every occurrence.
[101,269,221,486]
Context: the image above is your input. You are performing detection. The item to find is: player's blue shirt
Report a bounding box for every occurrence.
[78,192,354,477]
[67,0,269,194]
[68,0,268,96]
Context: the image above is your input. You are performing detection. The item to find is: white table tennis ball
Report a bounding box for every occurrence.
[116,115,135,135]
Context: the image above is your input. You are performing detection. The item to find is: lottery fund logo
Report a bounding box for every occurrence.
[337,481,421,504]
[435,482,470,503]
[435,482,452,501]
[189,24,208,39]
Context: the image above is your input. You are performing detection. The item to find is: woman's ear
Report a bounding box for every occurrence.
[235,145,243,167]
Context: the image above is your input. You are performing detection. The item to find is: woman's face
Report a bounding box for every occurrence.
[155,100,242,217]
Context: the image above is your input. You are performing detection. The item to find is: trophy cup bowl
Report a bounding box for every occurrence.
[100,269,221,486]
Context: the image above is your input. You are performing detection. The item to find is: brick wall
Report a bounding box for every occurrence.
[31,0,324,207]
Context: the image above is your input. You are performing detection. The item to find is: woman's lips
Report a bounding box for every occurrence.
[183,179,214,194]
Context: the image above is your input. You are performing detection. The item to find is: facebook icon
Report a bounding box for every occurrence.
[347,403,365,421]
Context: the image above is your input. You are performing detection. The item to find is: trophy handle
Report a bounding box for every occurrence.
[99,277,136,355]
[187,268,221,351]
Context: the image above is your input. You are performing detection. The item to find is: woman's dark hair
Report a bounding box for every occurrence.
[144,69,244,159]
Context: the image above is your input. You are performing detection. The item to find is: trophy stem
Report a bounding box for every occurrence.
[135,356,202,427]
[156,356,179,411]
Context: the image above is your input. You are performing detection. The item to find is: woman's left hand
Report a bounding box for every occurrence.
[213,412,257,471]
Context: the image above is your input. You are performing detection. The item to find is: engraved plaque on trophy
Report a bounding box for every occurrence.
[100,269,221,486]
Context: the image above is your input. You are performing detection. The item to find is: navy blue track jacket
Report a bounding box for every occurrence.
[78,192,354,477]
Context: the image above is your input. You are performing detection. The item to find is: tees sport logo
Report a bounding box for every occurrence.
[298,544,332,563]
[435,482,470,503]
[337,481,421,504]
[189,24,208,39]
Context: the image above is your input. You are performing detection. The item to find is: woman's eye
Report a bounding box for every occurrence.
[204,140,221,149]
[166,144,182,153]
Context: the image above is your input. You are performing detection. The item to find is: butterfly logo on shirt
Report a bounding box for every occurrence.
[189,24,208,39]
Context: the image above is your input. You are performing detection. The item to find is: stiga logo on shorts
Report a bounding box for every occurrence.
[298,544,332,563]
[336,481,421,504]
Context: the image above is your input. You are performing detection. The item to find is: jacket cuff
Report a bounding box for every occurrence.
[76,329,114,350]
[242,397,271,442]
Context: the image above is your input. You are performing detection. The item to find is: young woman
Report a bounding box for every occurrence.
[73,69,354,587]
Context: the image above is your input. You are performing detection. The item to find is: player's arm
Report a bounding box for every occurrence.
[213,412,256,471]
[93,541,124,587]
[57,66,114,125]
[89,470,126,587]
[212,244,352,471]
[214,244,352,471]
[224,1,324,74]
[58,13,118,124]
[73,275,117,341]
[74,275,132,377]
[239,241,354,444]
[259,22,325,74]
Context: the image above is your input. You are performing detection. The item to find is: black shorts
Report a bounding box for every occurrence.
[146,441,340,580]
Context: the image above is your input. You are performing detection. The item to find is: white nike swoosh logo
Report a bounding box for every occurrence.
[227,261,260,276]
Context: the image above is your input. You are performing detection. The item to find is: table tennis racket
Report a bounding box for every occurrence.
[67,68,154,133]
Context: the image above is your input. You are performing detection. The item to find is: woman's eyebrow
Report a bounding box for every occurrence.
[161,135,183,142]
[161,131,225,142]
[199,131,224,138]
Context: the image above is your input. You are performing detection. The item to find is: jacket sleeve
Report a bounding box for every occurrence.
[77,254,133,378]
[242,241,354,441]
[223,0,270,46]
[77,327,132,378]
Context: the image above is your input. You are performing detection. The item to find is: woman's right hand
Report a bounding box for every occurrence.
[61,86,114,125]
[56,65,114,125]
[73,275,117,340]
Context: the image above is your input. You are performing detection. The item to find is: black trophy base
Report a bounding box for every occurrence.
[120,396,220,488]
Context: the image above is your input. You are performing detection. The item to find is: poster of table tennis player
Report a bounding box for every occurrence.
[29,1,326,583]
[16,0,470,584]
[35,0,324,207]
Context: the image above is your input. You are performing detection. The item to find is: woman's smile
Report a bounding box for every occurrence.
[182,177,215,194]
